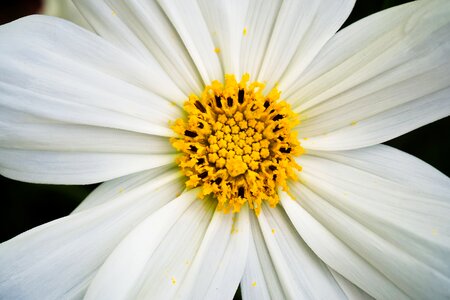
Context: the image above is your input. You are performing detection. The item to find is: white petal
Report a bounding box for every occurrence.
[198,0,250,77]
[289,148,450,298]
[257,0,354,90]
[288,0,450,149]
[281,192,408,299]
[86,194,249,300]
[72,165,175,213]
[270,0,355,91]
[44,0,92,30]
[177,205,250,300]
[239,0,282,78]
[158,0,223,85]
[0,108,174,155]
[0,16,184,184]
[73,0,202,96]
[0,16,183,136]
[241,212,285,300]
[306,144,450,198]
[0,147,177,184]
[328,268,374,300]
[258,204,346,299]
[0,168,184,299]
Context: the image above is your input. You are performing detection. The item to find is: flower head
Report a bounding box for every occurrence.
[0,0,449,299]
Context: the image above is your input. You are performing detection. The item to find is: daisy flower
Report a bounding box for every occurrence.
[1,0,450,299]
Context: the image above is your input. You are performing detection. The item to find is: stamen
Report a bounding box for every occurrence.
[171,74,303,214]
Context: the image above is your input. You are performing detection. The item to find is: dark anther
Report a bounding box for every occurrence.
[195,101,206,113]
[185,130,198,137]
[264,101,270,109]
[198,171,208,179]
[280,147,291,153]
[227,97,233,107]
[189,145,198,152]
[197,158,205,164]
[215,95,222,108]
[251,104,257,111]
[269,165,276,171]
[273,125,281,132]
[270,109,275,114]
[273,174,277,181]
[272,114,283,121]
[238,89,244,104]
[215,177,223,184]
[238,187,245,198]
[198,122,204,129]
[278,136,284,141]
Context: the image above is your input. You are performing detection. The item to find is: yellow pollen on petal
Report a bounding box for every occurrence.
[214,47,221,53]
[170,74,303,215]
[243,27,248,36]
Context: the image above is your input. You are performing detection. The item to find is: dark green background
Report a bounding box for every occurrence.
[0,0,449,248]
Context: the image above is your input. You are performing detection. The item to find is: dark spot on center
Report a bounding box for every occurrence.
[280,147,291,153]
[238,187,245,198]
[195,101,206,113]
[238,89,244,104]
[198,171,208,179]
[227,97,233,107]
[185,130,198,137]
[273,114,283,121]
[215,95,222,108]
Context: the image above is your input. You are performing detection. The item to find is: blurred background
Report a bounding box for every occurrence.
[0,0,449,244]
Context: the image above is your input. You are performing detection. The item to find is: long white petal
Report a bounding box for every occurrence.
[0,168,184,299]
[240,213,285,300]
[281,192,408,300]
[198,0,250,77]
[257,0,354,90]
[328,268,374,300]
[176,205,250,300]
[0,16,183,184]
[288,147,450,298]
[274,0,355,91]
[0,16,183,135]
[289,0,450,150]
[258,204,346,299]
[73,0,202,96]
[85,195,249,300]
[158,0,223,85]
[73,165,175,213]
[239,0,282,78]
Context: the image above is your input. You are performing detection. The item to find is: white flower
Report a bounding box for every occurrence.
[1,0,450,299]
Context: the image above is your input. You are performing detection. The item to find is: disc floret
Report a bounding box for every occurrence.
[171,74,303,214]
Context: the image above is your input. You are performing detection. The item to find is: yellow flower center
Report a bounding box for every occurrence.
[171,74,303,214]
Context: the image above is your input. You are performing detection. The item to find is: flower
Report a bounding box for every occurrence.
[0,0,449,299]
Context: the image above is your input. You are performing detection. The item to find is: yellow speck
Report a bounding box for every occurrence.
[432,228,439,236]
[243,27,247,36]
[118,187,125,194]
[171,277,176,285]
[185,260,190,265]
[111,10,116,16]
[231,215,239,234]
[214,47,221,53]
[252,281,257,287]
[303,137,308,140]
[351,121,358,126]
[271,228,276,234]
